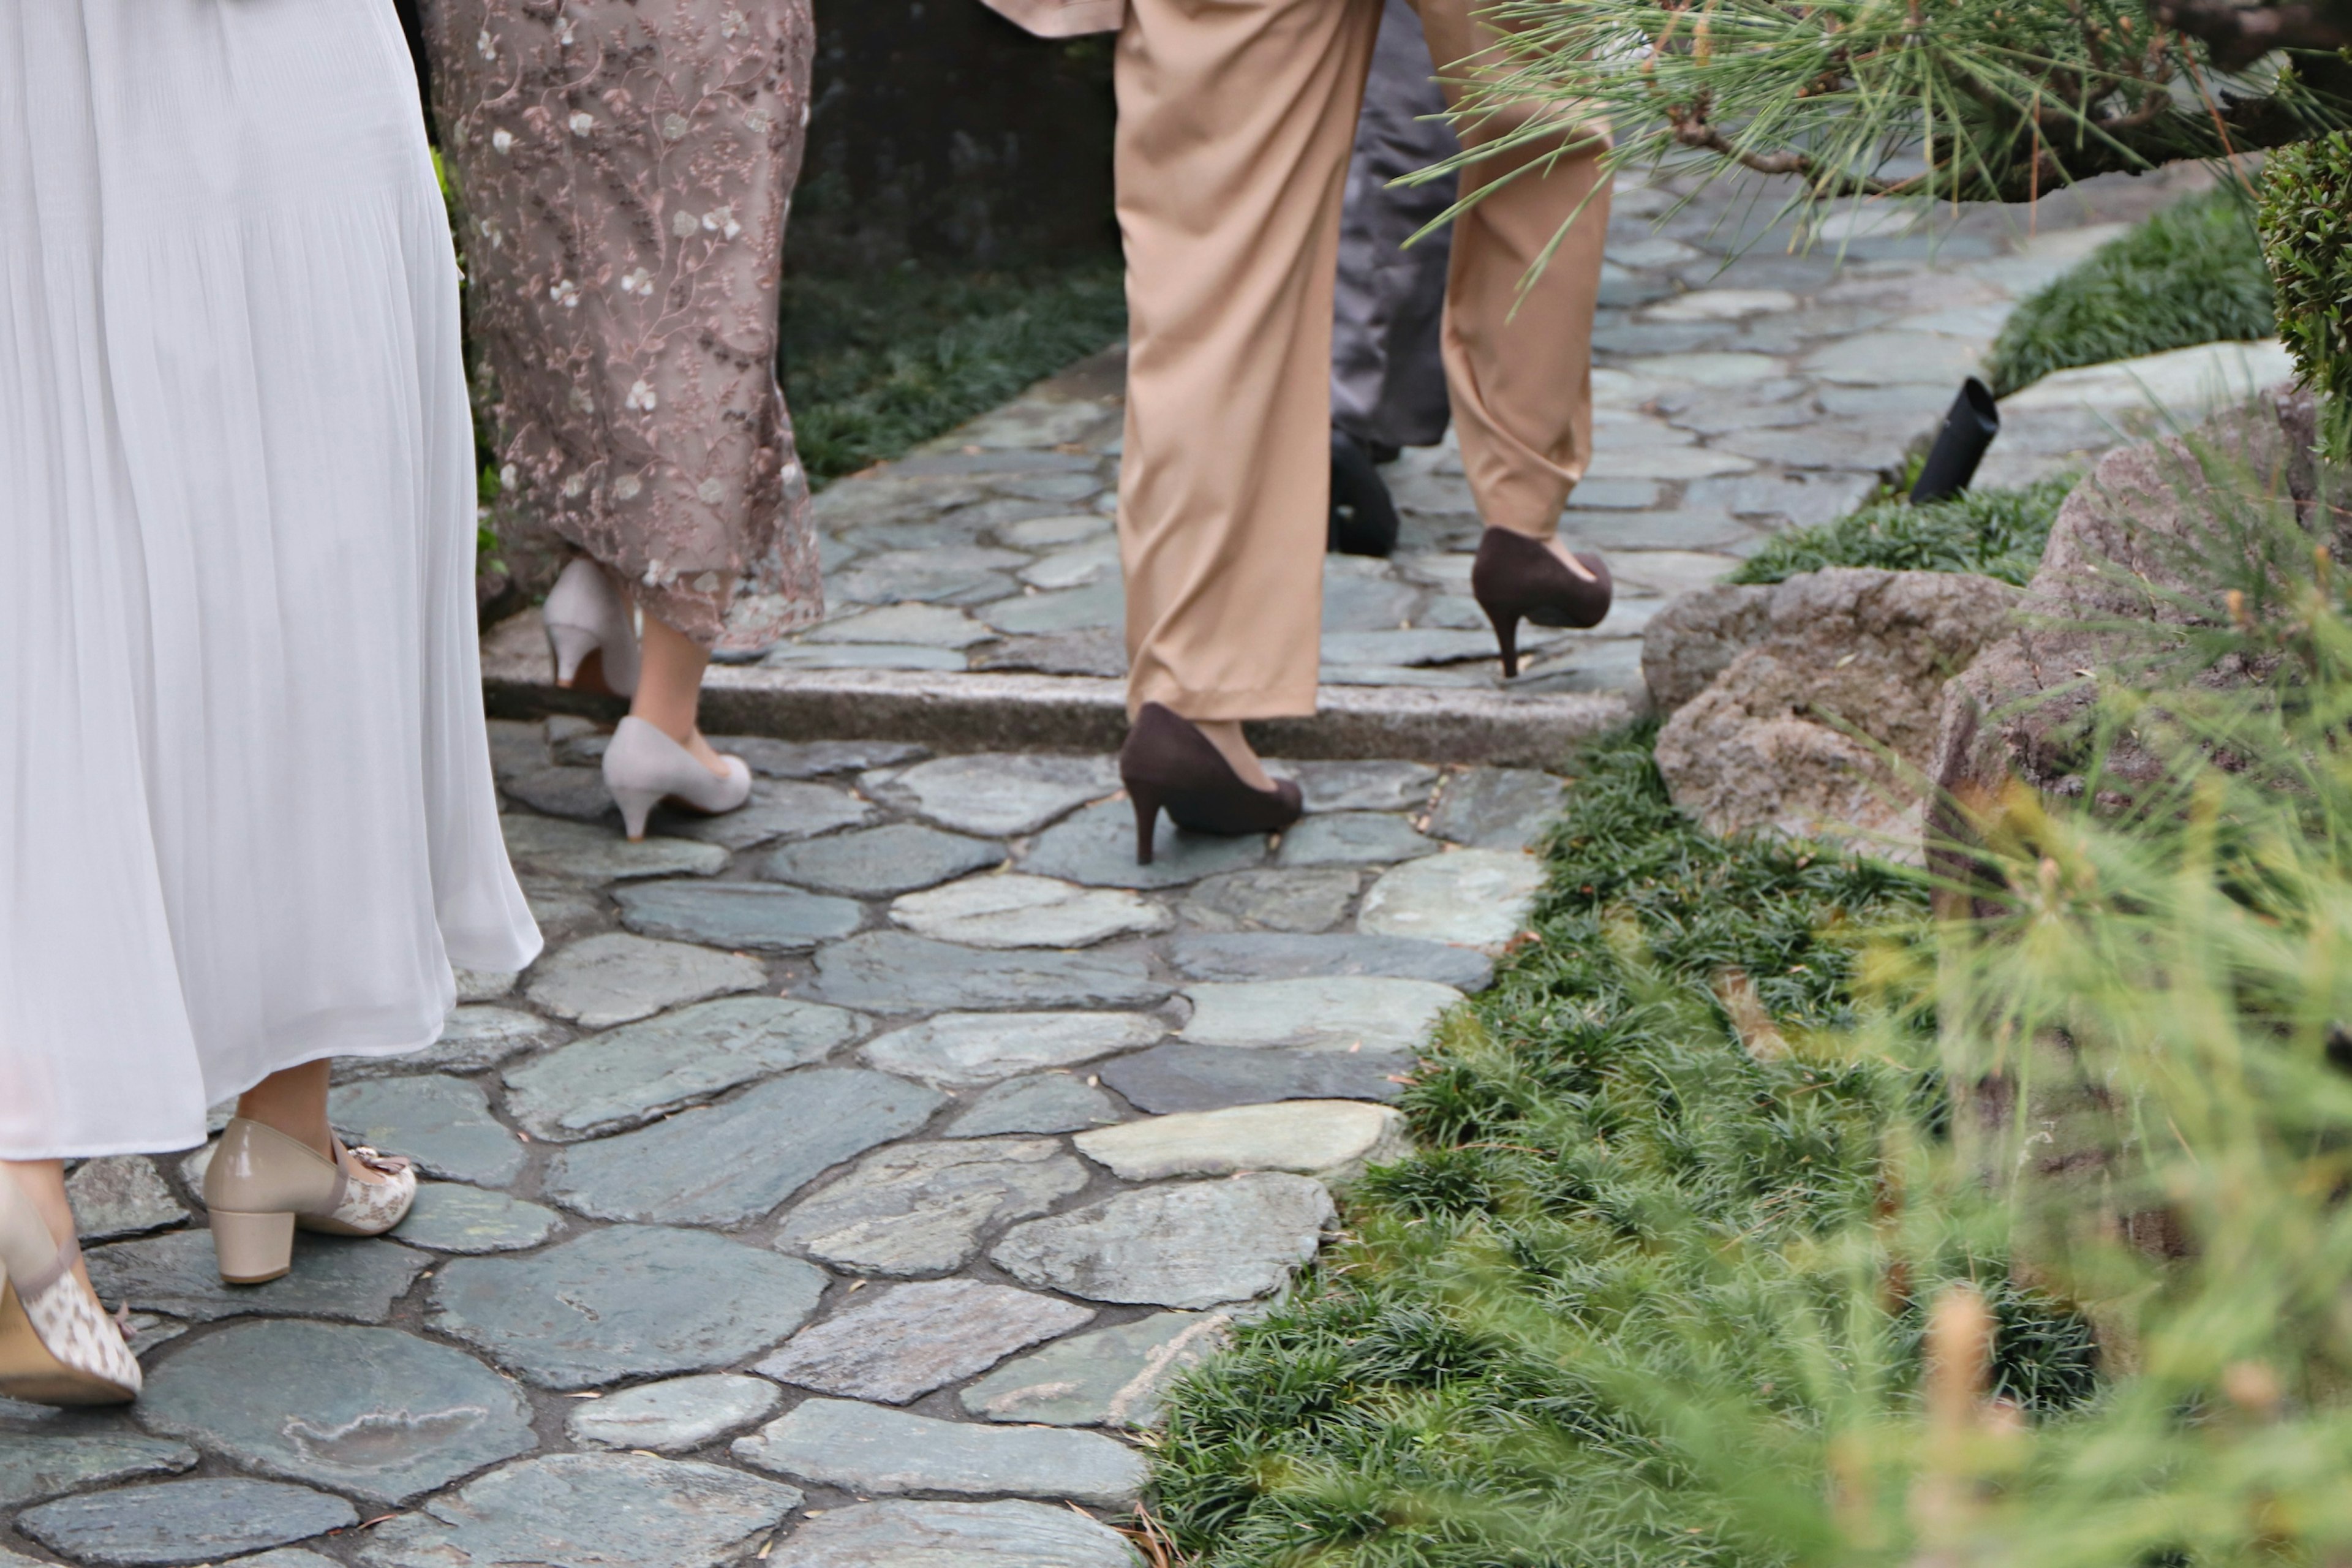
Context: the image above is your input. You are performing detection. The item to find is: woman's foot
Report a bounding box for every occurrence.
[1119,703,1303,865]
[1470,526,1613,679]
[0,1164,141,1404]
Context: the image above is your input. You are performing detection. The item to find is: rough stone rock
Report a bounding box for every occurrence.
[771,1498,1142,1568]
[543,1068,944,1226]
[992,1175,1336,1307]
[65,1157,187,1242]
[973,628,1130,677]
[777,1138,1089,1276]
[1075,1101,1410,1181]
[454,968,518,1002]
[1428,768,1565,849]
[429,1226,826,1389]
[505,995,865,1142]
[211,1551,337,1568]
[335,1005,568,1082]
[888,874,1170,949]
[328,1075,525,1187]
[1357,849,1547,948]
[815,933,1167,1013]
[1020,799,1268,889]
[86,1232,428,1324]
[809,601,992,646]
[734,1398,1145,1506]
[945,1074,1123,1137]
[960,1310,1235,1428]
[863,753,1118,835]
[1169,932,1490,989]
[830,546,1023,606]
[1638,581,1774,714]
[528,870,611,934]
[16,1479,358,1567]
[614,880,862,952]
[566,1374,783,1454]
[660,779,875,850]
[1178,976,1462,1053]
[502,765,617,823]
[1274,812,1439,867]
[1285,760,1441,812]
[502,813,729,883]
[0,1436,196,1509]
[1176,868,1359,933]
[861,1011,1164,1087]
[755,1279,1094,1402]
[138,1321,536,1504]
[712,737,929,778]
[353,1453,801,1568]
[763,824,1006,897]
[1650,567,2024,855]
[524,932,767,1028]
[395,1185,561,1253]
[981,578,1123,635]
[1099,1042,1414,1112]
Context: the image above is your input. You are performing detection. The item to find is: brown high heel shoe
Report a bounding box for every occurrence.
[1119,703,1304,866]
[1470,527,1613,678]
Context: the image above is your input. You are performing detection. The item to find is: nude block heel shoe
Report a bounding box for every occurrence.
[203,1118,417,1284]
[600,716,753,842]
[0,1170,140,1405]
[543,558,641,698]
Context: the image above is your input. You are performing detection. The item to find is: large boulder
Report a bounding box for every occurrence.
[1649,568,2024,856]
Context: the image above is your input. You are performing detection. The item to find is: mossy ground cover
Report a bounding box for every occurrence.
[1148,729,2094,1568]
[1728,475,2076,587]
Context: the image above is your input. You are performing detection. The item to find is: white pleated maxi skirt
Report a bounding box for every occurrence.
[0,0,543,1160]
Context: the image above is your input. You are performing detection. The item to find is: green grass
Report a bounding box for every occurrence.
[1149,729,2095,1568]
[1727,475,2078,587]
[779,257,1126,484]
[1981,187,2275,398]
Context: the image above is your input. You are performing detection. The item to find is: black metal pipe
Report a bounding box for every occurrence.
[1909,377,2000,503]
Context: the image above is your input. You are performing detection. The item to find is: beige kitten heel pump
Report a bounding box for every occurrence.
[0,1170,140,1405]
[600,715,753,842]
[543,557,641,697]
[203,1118,417,1285]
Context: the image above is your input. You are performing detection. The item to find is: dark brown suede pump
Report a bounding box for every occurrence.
[1469,526,1613,677]
[1118,703,1304,865]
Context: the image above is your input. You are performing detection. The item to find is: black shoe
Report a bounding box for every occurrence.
[1329,429,1401,558]
[1118,704,1304,865]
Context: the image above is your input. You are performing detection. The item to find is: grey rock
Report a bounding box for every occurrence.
[992,1176,1336,1308]
[335,1005,568,1082]
[1429,767,1564,849]
[0,1436,196,1508]
[1321,565,1421,632]
[138,1320,536,1504]
[1639,582,1773,714]
[971,628,1129,678]
[524,932,767,1028]
[567,1374,783,1455]
[1169,932,1489,989]
[1178,976,1463,1053]
[861,1011,1164,1088]
[777,1139,1090,1276]
[712,737,929,778]
[1273,811,1439,867]
[1358,850,1548,948]
[329,1074,524,1187]
[1284,760,1439,813]
[86,1232,428,1325]
[354,1453,801,1568]
[807,602,991,647]
[1018,537,1122,590]
[1175,868,1358,933]
[505,995,865,1142]
[999,511,1113,548]
[503,766,616,823]
[888,874,1169,949]
[815,933,1167,1014]
[487,718,546,782]
[396,1184,560,1253]
[1320,627,1503,666]
[222,1553,341,1568]
[660,779,875,850]
[734,1398,1144,1506]
[16,1479,357,1567]
[979,578,1124,635]
[543,1069,944,1226]
[429,1227,826,1389]
[615,880,862,952]
[502,813,729,883]
[1562,505,1752,552]
[1076,1101,1411,1182]
[1684,469,1879,527]
[454,968,518,1003]
[764,824,1006,897]
[771,1499,1142,1568]
[863,753,1119,835]
[1099,1042,1414,1112]
[756,1279,1093,1403]
[1020,799,1268,889]
[522,876,603,939]
[65,1157,187,1242]
[990,470,1106,503]
[946,1074,1123,1137]
[960,1310,1235,1428]
[830,546,1026,606]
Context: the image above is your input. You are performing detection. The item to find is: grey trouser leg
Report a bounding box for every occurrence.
[1330,0,1458,453]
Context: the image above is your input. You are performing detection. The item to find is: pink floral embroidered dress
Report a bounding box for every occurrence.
[426,0,821,652]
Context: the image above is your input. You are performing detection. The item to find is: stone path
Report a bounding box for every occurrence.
[1,738,1558,1568]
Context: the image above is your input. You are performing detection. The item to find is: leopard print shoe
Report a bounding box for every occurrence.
[0,1172,140,1406]
[203,1118,417,1284]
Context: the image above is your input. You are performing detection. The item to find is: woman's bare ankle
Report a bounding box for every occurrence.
[1191,719,1275,792]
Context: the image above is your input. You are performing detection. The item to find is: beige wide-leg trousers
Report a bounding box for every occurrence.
[1116,0,1610,720]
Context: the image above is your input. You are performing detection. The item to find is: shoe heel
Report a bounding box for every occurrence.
[546,621,600,687]
[1129,787,1163,866]
[211,1210,296,1285]
[1485,605,1523,679]
[611,785,663,842]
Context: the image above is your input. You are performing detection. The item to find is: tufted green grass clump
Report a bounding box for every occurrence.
[2260,132,2352,461]
[1729,475,2076,587]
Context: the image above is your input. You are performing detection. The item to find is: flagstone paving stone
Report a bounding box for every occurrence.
[734,1398,1145,1506]
[1177,976,1463,1054]
[614,879,864,952]
[0,1436,197,1509]
[813,933,1167,1013]
[770,1498,1142,1568]
[17,1479,358,1567]
[763,823,1007,897]
[1167,931,1490,989]
[1074,1101,1410,1182]
[861,753,1119,835]
[1273,810,1439,867]
[86,1233,429,1325]
[1174,867,1359,932]
[1097,1042,1416,1113]
[860,1011,1164,1088]
[756,1280,1093,1403]
[777,1138,1090,1276]
[1358,848,1547,948]
[944,1074,1124,1137]
[657,780,876,850]
[524,932,767,1029]
[888,874,1168,949]
[992,1175,1337,1308]
[500,814,729,882]
[329,1075,526,1188]
[394,1185,562,1254]
[1020,799,1268,889]
[566,1374,784,1455]
[959,1310,1235,1428]
[64,1158,187,1243]
[334,1004,568,1082]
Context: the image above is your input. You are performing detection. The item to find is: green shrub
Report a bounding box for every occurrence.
[2259,132,2352,461]
[1981,189,2275,398]
[1728,475,2076,587]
